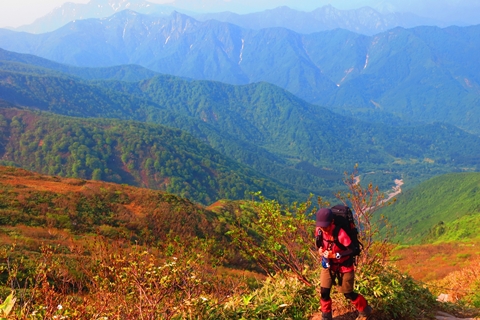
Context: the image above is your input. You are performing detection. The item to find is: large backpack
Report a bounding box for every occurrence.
[315,204,363,263]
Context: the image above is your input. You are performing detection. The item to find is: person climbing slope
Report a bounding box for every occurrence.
[315,207,373,320]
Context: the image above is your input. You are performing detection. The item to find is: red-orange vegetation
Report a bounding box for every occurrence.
[389,242,480,282]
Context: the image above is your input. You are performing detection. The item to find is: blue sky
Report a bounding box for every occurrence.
[1,0,479,28]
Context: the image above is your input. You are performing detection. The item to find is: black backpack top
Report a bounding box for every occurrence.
[316,205,363,259]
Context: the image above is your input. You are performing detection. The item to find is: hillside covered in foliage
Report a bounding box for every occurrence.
[377,172,480,244]
[2,166,475,319]
[0,108,302,205]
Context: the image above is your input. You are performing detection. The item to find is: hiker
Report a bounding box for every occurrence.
[315,208,373,320]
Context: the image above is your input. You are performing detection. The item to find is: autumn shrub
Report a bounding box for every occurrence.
[1,236,250,319]
[226,192,320,286]
[353,258,437,319]
[0,244,75,319]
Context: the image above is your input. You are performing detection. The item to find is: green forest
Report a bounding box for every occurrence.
[377,172,480,244]
[0,108,303,205]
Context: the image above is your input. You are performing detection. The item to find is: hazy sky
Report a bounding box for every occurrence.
[2,0,84,28]
[1,0,479,28]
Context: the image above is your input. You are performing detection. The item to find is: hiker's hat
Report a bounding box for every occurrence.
[316,208,333,227]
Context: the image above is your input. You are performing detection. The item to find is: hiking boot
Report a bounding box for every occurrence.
[322,312,333,320]
[356,305,373,320]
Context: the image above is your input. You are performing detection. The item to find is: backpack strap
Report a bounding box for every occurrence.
[315,228,323,249]
[332,225,347,251]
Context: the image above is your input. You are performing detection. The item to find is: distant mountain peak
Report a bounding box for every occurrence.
[92,0,154,12]
[14,0,178,34]
[268,6,294,12]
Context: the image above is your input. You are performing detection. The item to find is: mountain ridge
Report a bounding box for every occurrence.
[194,4,444,36]
[13,0,447,35]
[16,0,181,34]
[2,13,480,133]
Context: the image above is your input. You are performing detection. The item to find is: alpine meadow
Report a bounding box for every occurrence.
[0,0,479,319]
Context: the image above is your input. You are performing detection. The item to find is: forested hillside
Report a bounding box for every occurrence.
[0,108,301,204]
[0,63,346,197]
[0,48,160,82]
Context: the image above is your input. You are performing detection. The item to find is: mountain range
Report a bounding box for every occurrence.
[194,5,443,36]
[1,11,480,134]
[14,0,443,35]
[1,1,479,316]
[1,50,480,204]
[14,0,180,34]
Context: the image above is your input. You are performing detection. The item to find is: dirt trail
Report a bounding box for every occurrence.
[435,311,478,319]
[309,310,478,319]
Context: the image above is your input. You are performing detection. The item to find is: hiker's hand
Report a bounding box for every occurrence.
[318,248,329,258]
[323,250,336,259]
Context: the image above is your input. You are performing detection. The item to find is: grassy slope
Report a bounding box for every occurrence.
[389,241,480,282]
[379,172,480,244]
[377,173,480,283]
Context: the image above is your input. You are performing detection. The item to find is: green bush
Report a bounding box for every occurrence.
[355,260,437,319]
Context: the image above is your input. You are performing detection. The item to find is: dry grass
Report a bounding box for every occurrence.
[389,241,480,282]
[1,171,97,194]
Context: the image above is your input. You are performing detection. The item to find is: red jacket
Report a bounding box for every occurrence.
[315,222,355,273]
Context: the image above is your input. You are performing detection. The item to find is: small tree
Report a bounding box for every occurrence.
[334,165,393,267]
[227,193,322,286]
[227,166,393,286]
